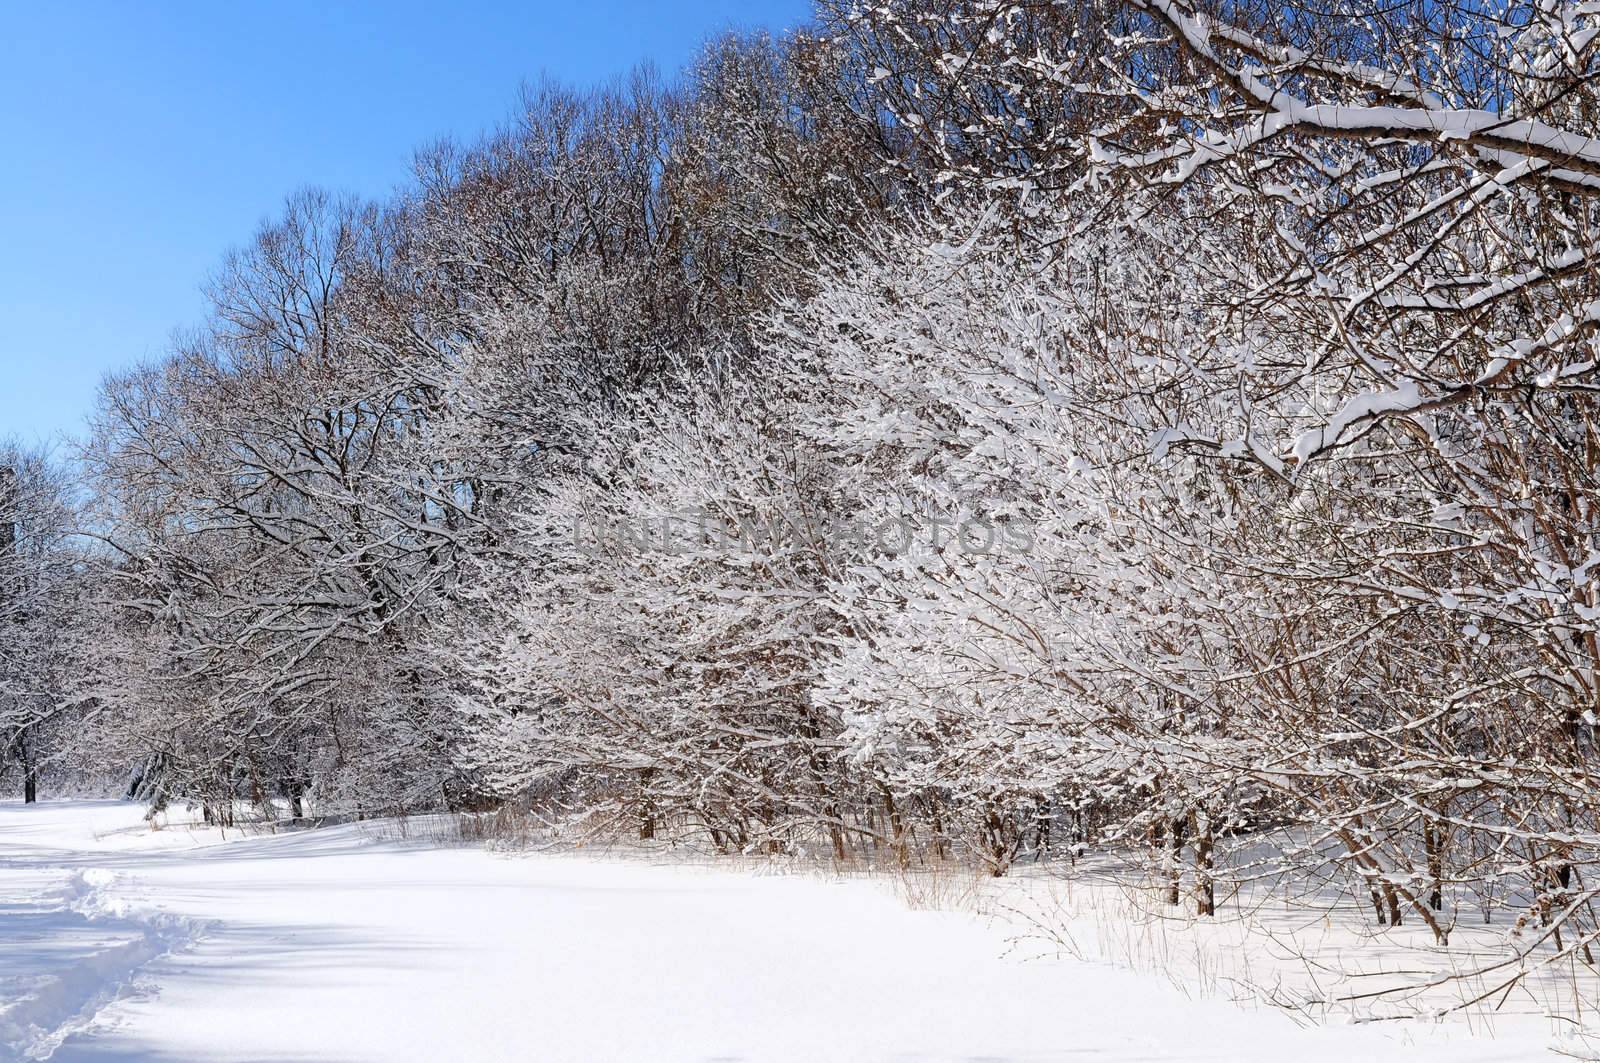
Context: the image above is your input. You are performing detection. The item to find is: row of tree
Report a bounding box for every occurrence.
[6,0,1600,995]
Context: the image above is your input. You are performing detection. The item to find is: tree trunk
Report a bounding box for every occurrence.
[880,785,910,870]
[281,777,307,820]
[19,733,37,804]
[1191,810,1215,917]
[1382,883,1403,927]
[1424,812,1445,911]
[827,819,846,864]
[1164,813,1188,905]
[638,768,657,841]
[930,797,950,862]
[1031,797,1052,861]
[980,803,1021,877]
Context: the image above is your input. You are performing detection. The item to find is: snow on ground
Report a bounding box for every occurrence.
[984,860,1600,1058]
[0,801,1555,1062]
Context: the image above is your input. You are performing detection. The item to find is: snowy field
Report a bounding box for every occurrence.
[0,801,1563,1062]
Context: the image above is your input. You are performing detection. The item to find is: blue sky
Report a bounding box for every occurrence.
[0,0,812,445]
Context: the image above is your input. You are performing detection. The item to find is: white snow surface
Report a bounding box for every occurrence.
[0,801,1549,1062]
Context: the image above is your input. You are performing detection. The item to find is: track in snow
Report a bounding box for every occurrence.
[0,866,205,1061]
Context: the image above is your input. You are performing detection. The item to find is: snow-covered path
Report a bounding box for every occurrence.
[0,802,1532,1062]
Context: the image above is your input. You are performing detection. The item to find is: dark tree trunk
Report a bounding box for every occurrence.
[880,785,910,870]
[1031,797,1052,861]
[20,734,38,803]
[1383,883,1403,926]
[1191,811,1215,916]
[280,777,307,820]
[1165,813,1188,905]
[638,768,657,841]
[929,795,950,862]
[1424,812,1446,911]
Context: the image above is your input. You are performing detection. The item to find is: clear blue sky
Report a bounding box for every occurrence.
[0,0,812,445]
